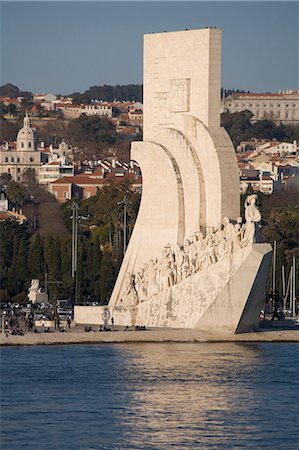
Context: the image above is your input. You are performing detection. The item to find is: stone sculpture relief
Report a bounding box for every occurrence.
[118,196,262,306]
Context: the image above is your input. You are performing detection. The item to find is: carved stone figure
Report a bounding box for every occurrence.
[29,279,39,293]
[175,244,184,283]
[136,268,147,301]
[123,272,139,307]
[28,279,48,304]
[205,227,217,265]
[215,224,226,260]
[147,259,160,298]
[232,223,242,251]
[223,216,234,255]
[188,236,198,274]
[159,249,175,291]
[242,195,262,246]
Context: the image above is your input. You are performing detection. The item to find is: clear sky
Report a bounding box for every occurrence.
[0,1,298,95]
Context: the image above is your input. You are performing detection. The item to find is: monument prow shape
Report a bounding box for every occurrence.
[108,28,272,334]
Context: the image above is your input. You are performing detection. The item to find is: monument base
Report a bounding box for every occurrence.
[74,244,271,334]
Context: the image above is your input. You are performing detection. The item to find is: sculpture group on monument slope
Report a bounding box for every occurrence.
[120,194,262,307]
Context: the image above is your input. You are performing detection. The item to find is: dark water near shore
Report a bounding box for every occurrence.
[0,343,298,449]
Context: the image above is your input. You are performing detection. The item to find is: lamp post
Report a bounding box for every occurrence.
[70,202,88,306]
[118,196,128,256]
[71,202,79,306]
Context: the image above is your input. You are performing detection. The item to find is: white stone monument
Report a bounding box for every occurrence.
[76,28,272,334]
[28,279,48,304]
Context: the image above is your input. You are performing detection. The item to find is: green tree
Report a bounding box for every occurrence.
[0,172,12,187]
[5,181,26,207]
[28,234,45,281]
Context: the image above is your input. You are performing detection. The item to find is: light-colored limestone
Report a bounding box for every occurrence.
[103,29,271,334]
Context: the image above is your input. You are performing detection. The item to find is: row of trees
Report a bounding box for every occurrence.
[1,183,297,305]
[0,179,141,304]
[70,84,143,104]
[242,188,299,297]
[221,110,299,147]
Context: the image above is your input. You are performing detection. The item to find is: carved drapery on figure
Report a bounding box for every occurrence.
[118,196,262,306]
[242,194,262,247]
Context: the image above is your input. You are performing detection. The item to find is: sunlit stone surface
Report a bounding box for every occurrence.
[87,29,272,333]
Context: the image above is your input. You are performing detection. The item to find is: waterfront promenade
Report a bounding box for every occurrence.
[1,323,298,346]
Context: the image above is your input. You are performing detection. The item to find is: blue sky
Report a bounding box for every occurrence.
[0,1,298,95]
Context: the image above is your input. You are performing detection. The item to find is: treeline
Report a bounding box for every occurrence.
[0,180,141,304]
[0,83,33,99]
[0,223,113,304]
[243,189,299,297]
[221,110,299,147]
[69,84,143,104]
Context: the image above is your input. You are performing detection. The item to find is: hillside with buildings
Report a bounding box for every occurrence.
[0,85,298,306]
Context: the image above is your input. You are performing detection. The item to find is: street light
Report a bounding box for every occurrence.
[70,202,79,306]
[118,196,128,256]
[70,202,88,306]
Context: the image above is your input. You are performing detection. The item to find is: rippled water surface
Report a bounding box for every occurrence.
[1,343,298,449]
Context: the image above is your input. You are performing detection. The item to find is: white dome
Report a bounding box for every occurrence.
[17,127,34,141]
[16,113,35,151]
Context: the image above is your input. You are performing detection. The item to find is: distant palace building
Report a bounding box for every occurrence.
[223,91,299,124]
[0,113,45,181]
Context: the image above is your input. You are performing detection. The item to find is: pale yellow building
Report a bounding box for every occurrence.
[223,91,299,124]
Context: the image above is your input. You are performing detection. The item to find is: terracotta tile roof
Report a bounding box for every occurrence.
[51,177,73,185]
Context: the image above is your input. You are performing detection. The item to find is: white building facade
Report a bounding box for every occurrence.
[0,113,43,181]
[223,91,299,124]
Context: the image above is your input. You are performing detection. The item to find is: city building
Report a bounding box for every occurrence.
[50,167,142,202]
[58,103,113,119]
[38,159,74,186]
[0,113,45,181]
[223,91,299,124]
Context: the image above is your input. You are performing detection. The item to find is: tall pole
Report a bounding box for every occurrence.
[75,205,79,306]
[293,254,296,317]
[71,202,79,305]
[123,197,127,256]
[272,240,277,311]
[282,265,286,312]
[72,203,76,278]
[45,272,48,296]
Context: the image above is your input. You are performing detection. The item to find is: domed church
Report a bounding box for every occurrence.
[0,113,44,181]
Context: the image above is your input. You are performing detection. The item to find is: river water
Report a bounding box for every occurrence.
[0,343,298,449]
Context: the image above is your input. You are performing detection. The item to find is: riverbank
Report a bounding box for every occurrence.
[1,325,298,346]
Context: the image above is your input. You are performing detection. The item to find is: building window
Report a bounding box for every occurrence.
[263,104,266,107]
[17,177,21,181]
[270,104,273,107]
[5,157,8,162]
[249,104,252,107]
[28,142,31,148]
[17,168,21,173]
[8,168,10,173]
[11,157,14,162]
[30,157,34,162]
[277,104,280,107]
[17,157,20,163]
[293,104,296,107]
[21,142,24,148]
[286,104,289,108]
[286,111,289,118]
